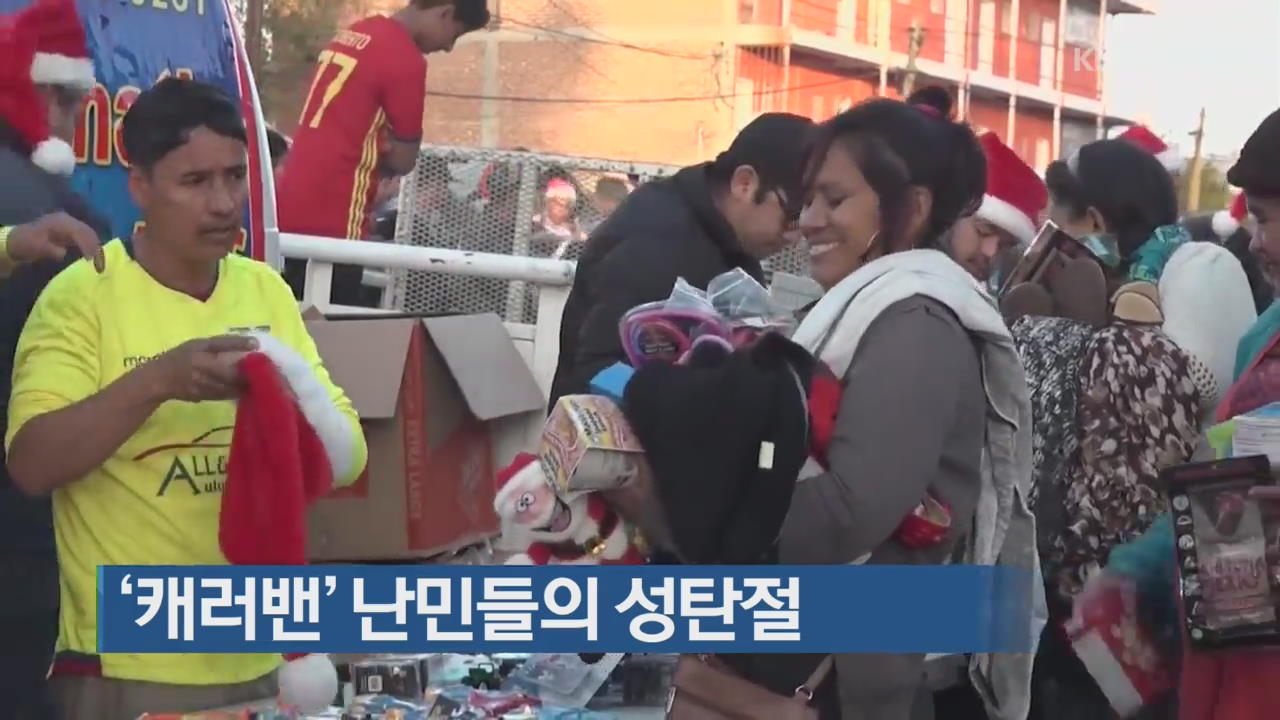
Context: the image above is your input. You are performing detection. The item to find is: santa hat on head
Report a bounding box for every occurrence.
[974,132,1048,245]
[544,178,577,203]
[493,453,546,521]
[21,0,95,90]
[1213,192,1249,239]
[0,18,74,175]
[219,333,361,715]
[1118,125,1182,171]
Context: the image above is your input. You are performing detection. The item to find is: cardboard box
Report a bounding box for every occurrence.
[305,313,545,561]
[541,395,644,495]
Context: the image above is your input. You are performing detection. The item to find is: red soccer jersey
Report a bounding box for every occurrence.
[277,16,427,240]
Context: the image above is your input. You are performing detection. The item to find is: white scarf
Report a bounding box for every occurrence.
[792,249,1044,720]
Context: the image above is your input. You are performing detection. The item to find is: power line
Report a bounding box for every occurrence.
[496,17,713,60]
[426,77,855,105]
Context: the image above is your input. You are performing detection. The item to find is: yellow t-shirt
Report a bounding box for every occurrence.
[5,239,367,686]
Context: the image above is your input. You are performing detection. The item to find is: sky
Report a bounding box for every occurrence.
[1105,0,1280,158]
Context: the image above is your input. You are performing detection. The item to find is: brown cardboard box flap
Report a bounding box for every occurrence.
[306,318,416,420]
[421,313,544,421]
[299,303,326,322]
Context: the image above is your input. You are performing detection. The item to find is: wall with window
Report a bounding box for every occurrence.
[970,0,1014,78]
[1062,0,1101,98]
[1013,106,1056,172]
[794,0,840,35]
[966,97,1058,173]
[788,54,881,120]
[1014,0,1062,88]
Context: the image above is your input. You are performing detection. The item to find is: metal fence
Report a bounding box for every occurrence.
[387,145,812,323]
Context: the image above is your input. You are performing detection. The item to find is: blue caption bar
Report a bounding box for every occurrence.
[98,565,1034,654]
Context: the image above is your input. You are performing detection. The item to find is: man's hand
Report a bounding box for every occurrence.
[145,335,260,403]
[7,212,105,273]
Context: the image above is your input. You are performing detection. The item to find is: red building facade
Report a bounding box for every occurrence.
[734,0,1156,171]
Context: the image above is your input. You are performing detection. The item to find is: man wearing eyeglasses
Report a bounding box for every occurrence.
[549,113,814,406]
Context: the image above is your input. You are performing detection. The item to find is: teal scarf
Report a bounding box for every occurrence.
[1127,224,1191,283]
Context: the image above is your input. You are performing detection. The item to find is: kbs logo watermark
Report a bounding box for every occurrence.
[1072,47,1099,73]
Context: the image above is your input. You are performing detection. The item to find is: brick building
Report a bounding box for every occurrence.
[395,0,1156,170]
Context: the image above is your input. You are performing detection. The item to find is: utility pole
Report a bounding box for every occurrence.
[1185,107,1206,214]
[245,0,265,75]
[902,20,923,97]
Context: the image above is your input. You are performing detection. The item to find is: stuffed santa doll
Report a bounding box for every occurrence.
[221,332,362,713]
[493,454,643,565]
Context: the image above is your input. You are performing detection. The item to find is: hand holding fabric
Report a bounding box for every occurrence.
[147,335,260,402]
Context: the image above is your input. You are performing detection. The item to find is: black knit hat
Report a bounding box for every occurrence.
[713,113,815,216]
[1228,107,1280,197]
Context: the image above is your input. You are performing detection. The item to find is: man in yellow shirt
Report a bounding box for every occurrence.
[5,77,367,719]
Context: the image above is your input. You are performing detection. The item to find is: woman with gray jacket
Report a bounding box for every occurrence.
[720,89,1041,720]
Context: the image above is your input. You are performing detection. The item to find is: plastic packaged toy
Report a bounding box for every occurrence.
[1160,454,1280,650]
[619,270,795,367]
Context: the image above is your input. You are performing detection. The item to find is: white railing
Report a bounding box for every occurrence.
[279,232,574,399]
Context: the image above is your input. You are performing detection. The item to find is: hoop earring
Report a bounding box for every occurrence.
[859,230,880,259]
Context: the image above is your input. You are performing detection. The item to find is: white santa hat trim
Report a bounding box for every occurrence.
[1154,147,1182,172]
[32,137,76,176]
[246,332,358,482]
[278,653,339,714]
[30,53,94,90]
[1212,209,1240,239]
[1159,242,1258,419]
[976,193,1037,245]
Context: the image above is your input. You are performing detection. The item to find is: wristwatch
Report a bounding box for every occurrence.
[0,225,14,278]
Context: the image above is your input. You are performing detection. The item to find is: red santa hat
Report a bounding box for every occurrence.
[22,0,95,90]
[1118,125,1182,171]
[545,178,577,202]
[1212,192,1249,239]
[220,333,360,715]
[0,0,93,176]
[974,132,1048,245]
[493,453,545,520]
[0,19,70,175]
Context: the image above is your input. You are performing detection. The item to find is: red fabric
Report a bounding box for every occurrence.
[50,652,103,678]
[1230,192,1248,223]
[19,0,89,61]
[807,366,841,468]
[276,15,427,240]
[494,452,540,504]
[1216,332,1280,423]
[525,543,552,565]
[0,19,49,154]
[220,353,333,566]
[1119,125,1171,155]
[978,131,1048,226]
[1179,649,1280,720]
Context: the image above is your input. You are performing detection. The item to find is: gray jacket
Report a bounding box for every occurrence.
[784,296,986,720]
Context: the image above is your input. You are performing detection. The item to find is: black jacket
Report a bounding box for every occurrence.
[0,122,109,611]
[548,164,763,406]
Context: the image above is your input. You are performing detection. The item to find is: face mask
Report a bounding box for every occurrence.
[1076,233,1122,269]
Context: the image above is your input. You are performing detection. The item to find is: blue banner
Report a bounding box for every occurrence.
[99,565,1036,655]
[0,0,266,260]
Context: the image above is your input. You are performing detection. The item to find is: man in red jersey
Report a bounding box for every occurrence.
[278,0,490,306]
